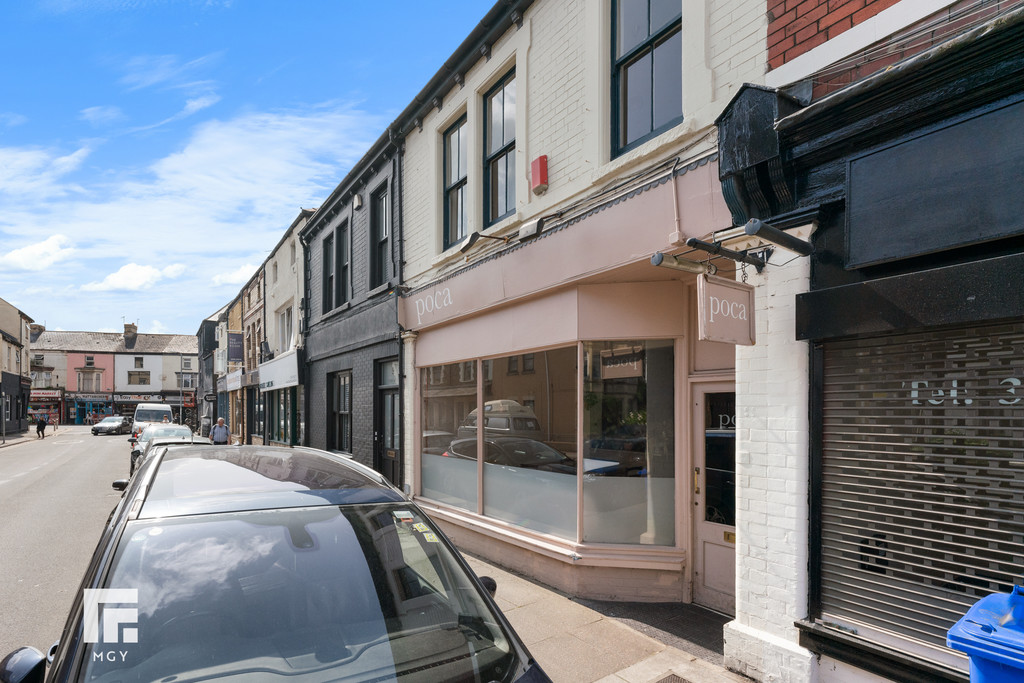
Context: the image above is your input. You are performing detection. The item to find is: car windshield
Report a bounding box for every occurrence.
[140,426,191,443]
[135,409,170,422]
[99,417,120,424]
[79,503,522,682]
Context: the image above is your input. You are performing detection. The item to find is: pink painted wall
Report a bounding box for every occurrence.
[66,353,115,392]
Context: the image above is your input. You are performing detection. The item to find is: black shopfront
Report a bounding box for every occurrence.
[717,10,1024,682]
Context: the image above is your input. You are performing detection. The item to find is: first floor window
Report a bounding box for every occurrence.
[612,0,683,154]
[484,70,516,225]
[444,116,468,248]
[127,371,150,386]
[329,372,352,453]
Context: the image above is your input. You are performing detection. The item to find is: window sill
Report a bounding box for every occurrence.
[431,215,521,268]
[414,498,685,571]
[795,620,967,683]
[367,283,392,298]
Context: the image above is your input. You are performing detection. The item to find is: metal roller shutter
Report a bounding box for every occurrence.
[820,321,1024,655]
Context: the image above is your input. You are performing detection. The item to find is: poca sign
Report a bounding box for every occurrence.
[697,274,756,346]
[707,295,748,323]
[414,287,454,325]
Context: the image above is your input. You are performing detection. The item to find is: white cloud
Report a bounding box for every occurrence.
[0,112,28,128]
[80,105,124,127]
[162,264,187,278]
[0,235,74,271]
[212,264,257,286]
[82,263,166,291]
[149,320,168,334]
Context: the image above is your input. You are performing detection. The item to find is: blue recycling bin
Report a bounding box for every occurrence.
[947,585,1024,682]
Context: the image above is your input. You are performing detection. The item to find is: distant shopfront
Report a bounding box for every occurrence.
[259,349,301,446]
[71,393,114,424]
[29,389,63,424]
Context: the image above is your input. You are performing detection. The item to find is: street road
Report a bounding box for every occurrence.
[0,425,130,659]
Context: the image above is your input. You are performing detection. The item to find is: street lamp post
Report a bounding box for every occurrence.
[179,353,184,425]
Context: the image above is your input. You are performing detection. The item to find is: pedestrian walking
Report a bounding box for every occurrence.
[210,417,230,445]
[36,413,47,439]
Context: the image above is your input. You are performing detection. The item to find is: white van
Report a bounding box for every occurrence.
[456,400,543,441]
[132,402,174,436]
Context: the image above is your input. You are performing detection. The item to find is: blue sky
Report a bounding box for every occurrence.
[0,0,491,335]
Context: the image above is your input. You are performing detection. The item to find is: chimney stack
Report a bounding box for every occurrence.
[124,322,138,337]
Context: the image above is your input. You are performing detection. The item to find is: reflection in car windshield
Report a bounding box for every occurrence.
[81,504,519,682]
[140,426,191,443]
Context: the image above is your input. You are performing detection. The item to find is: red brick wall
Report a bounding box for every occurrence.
[768,0,1018,98]
[768,0,901,70]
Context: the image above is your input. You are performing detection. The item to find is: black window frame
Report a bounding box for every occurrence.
[483,69,516,226]
[443,115,469,250]
[336,219,350,305]
[370,184,389,289]
[329,371,353,453]
[322,232,335,313]
[611,0,684,156]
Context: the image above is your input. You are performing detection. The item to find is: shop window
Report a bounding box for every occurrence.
[484,70,516,225]
[421,362,478,511]
[482,347,578,538]
[251,391,264,438]
[582,340,675,545]
[612,0,683,155]
[328,372,352,453]
[444,115,469,249]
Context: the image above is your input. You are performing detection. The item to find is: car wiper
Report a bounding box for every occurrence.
[456,613,494,641]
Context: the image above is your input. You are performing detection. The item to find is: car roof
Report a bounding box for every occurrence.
[136,445,403,520]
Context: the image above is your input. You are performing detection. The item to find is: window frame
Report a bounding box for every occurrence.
[329,371,353,454]
[336,219,350,305]
[611,0,684,156]
[483,69,517,227]
[443,115,469,250]
[322,232,335,313]
[370,184,390,289]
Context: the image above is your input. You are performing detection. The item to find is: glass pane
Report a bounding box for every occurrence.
[504,152,515,217]
[421,363,478,511]
[583,340,675,545]
[482,347,578,540]
[704,392,735,526]
[503,78,516,147]
[457,123,467,179]
[622,52,652,146]
[489,87,504,154]
[617,0,648,57]
[380,360,399,387]
[650,0,680,32]
[653,29,683,131]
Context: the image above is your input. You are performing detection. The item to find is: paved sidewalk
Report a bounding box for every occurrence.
[464,554,751,683]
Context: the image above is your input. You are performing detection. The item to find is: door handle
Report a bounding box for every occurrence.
[693,466,700,495]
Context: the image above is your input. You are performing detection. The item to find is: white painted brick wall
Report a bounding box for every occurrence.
[724,255,817,683]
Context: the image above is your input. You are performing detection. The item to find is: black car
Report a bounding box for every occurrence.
[90,416,130,436]
[0,445,550,683]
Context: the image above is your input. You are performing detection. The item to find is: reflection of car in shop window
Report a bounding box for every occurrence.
[445,437,620,475]
[422,430,455,455]
[456,400,542,441]
[585,427,648,477]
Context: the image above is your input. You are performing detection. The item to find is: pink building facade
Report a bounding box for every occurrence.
[66,352,115,423]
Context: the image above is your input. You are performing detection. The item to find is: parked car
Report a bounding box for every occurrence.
[445,436,620,475]
[133,435,213,474]
[0,445,549,683]
[90,416,130,436]
[128,424,193,474]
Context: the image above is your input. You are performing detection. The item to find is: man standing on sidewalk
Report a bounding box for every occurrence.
[210,417,230,445]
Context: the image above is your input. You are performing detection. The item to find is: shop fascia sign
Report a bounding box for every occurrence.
[259,349,299,391]
[75,393,113,401]
[30,389,62,399]
[224,369,243,392]
[114,394,162,402]
[697,274,756,346]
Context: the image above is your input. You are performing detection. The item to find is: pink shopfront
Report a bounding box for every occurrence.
[400,157,744,610]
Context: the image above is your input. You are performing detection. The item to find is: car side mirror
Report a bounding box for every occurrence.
[0,646,46,683]
[111,480,129,491]
[478,575,497,598]
[128,438,137,445]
